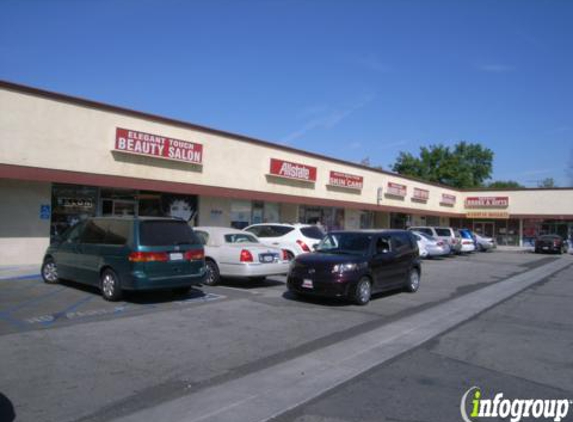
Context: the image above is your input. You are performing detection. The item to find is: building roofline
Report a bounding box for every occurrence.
[3,80,572,193]
[0,79,459,191]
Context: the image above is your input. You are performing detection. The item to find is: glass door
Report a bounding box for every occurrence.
[473,222,495,238]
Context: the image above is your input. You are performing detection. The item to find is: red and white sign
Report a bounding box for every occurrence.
[413,188,430,201]
[269,159,317,182]
[115,128,203,165]
[328,171,363,190]
[387,182,407,197]
[465,196,509,208]
[441,193,457,205]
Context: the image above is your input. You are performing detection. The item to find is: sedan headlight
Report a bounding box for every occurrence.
[332,263,358,273]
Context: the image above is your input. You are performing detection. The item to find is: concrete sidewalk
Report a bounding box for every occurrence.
[0,264,41,281]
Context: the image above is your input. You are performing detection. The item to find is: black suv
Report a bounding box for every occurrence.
[287,230,421,305]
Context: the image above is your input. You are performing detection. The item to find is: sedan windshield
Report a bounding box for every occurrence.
[316,233,372,255]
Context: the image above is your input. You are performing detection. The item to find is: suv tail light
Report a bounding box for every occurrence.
[281,249,290,261]
[129,252,169,262]
[240,249,254,262]
[184,249,204,261]
[296,240,311,252]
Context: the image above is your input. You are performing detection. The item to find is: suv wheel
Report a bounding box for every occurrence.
[405,268,420,293]
[354,277,371,306]
[204,260,220,286]
[41,258,59,284]
[101,269,122,301]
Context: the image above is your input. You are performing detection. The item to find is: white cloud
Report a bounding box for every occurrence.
[281,93,376,144]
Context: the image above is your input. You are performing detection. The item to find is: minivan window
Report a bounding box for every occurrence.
[104,220,131,245]
[139,221,200,246]
[81,220,107,244]
[435,228,452,237]
[300,226,324,240]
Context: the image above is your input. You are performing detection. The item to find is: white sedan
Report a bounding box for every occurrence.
[194,226,290,285]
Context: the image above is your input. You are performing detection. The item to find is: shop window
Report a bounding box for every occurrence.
[51,184,98,242]
[264,202,280,223]
[359,211,374,229]
[231,200,252,229]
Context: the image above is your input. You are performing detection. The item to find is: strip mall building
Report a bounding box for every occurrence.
[1,80,572,265]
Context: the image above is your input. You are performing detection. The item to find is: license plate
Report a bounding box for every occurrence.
[170,253,184,261]
[260,254,274,263]
[542,246,549,250]
[302,279,313,289]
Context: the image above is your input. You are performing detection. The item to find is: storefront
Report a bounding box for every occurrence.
[1,80,572,264]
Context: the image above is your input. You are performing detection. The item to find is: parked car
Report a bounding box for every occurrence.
[41,217,206,301]
[411,231,451,258]
[475,234,496,251]
[287,230,421,305]
[244,223,324,259]
[458,229,477,253]
[534,235,569,254]
[408,226,462,254]
[194,226,290,285]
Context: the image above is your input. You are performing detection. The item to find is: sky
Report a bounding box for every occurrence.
[1,0,572,187]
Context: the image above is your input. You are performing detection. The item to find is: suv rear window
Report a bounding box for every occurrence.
[139,221,200,246]
[300,226,324,240]
[435,228,452,237]
[245,225,294,238]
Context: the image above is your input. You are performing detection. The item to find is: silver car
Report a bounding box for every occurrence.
[409,226,462,255]
[412,231,451,258]
[194,227,290,285]
[475,234,496,251]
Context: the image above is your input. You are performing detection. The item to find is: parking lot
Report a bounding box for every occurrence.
[0,250,571,422]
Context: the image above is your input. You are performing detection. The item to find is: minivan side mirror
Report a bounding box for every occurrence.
[376,241,391,255]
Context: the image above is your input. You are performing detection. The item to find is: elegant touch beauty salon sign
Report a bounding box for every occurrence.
[114,128,203,164]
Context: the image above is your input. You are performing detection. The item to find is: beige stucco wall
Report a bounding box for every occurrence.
[0,180,51,265]
[1,86,572,221]
[0,88,463,215]
[197,196,232,227]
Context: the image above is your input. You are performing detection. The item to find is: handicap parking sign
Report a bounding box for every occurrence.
[40,204,51,220]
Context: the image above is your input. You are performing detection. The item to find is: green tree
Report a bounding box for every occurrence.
[537,177,557,188]
[487,180,524,189]
[391,142,494,188]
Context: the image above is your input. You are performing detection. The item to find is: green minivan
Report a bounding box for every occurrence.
[41,217,206,301]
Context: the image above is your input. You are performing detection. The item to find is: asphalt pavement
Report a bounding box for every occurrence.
[0,251,570,422]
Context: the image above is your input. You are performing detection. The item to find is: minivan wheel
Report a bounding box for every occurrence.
[405,269,420,293]
[204,260,220,286]
[101,269,122,301]
[354,277,371,306]
[41,258,59,284]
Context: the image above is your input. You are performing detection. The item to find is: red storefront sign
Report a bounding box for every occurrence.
[387,182,407,197]
[465,196,509,208]
[441,193,457,205]
[114,128,203,165]
[413,188,430,201]
[269,158,317,182]
[328,171,363,190]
